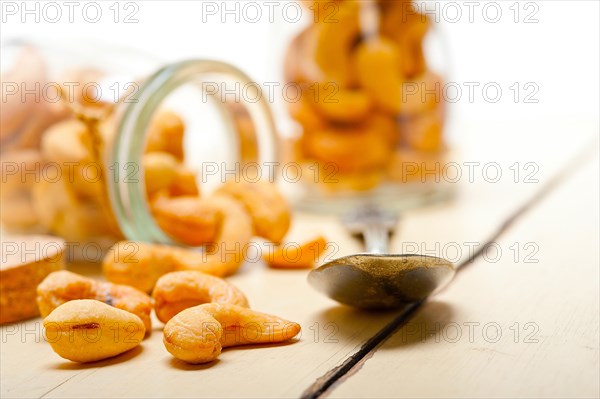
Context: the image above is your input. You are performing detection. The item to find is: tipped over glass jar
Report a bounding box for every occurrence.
[0,39,278,257]
[279,0,453,212]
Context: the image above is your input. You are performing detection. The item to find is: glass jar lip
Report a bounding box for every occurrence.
[107,59,278,245]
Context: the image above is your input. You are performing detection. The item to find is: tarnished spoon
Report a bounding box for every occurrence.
[308,207,455,309]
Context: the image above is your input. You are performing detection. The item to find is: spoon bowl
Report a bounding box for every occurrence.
[308,254,455,309]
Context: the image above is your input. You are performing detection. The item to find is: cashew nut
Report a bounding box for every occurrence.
[311,87,373,124]
[43,299,145,363]
[37,270,153,332]
[380,3,430,77]
[0,150,44,230]
[40,118,104,199]
[152,271,249,323]
[104,197,252,291]
[302,114,395,173]
[307,1,361,86]
[353,38,441,116]
[142,152,180,197]
[215,181,290,243]
[145,110,185,160]
[150,196,221,246]
[266,236,328,269]
[163,303,301,364]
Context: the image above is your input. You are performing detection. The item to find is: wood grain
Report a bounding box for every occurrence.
[1,120,596,398]
[324,153,599,398]
[301,122,598,397]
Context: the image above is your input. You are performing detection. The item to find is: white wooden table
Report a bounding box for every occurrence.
[1,118,598,398]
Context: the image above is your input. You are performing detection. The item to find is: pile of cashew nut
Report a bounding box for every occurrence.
[35,170,316,364]
[285,0,447,189]
[14,99,323,363]
[0,47,117,238]
[3,54,325,363]
[38,269,302,364]
[0,53,327,266]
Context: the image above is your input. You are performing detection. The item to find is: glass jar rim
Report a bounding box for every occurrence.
[108,59,278,245]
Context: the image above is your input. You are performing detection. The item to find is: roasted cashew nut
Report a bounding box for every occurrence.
[310,87,373,124]
[302,114,395,173]
[0,150,44,230]
[104,196,252,291]
[215,181,290,243]
[40,118,103,199]
[307,1,361,86]
[152,271,249,323]
[265,236,328,269]
[353,37,442,116]
[142,152,180,197]
[163,303,301,364]
[150,196,221,246]
[144,109,185,160]
[37,270,153,332]
[43,299,145,363]
[380,2,430,77]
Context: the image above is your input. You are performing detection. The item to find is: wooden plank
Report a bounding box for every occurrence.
[1,216,379,399]
[1,121,595,398]
[301,122,598,398]
[324,153,599,398]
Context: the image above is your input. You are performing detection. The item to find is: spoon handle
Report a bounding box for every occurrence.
[363,223,389,254]
[343,205,398,254]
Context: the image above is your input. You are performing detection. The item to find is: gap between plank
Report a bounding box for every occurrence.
[38,372,83,399]
[300,140,599,399]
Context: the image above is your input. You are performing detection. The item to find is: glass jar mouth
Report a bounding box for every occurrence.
[108,59,278,245]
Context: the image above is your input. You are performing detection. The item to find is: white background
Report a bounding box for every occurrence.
[1,0,599,143]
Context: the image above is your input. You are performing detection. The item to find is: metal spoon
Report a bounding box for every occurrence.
[308,206,455,309]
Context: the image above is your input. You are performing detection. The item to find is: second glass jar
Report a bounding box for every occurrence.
[280,0,451,212]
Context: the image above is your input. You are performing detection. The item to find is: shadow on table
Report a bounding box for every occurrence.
[167,357,221,371]
[224,338,301,352]
[308,305,403,343]
[166,339,300,371]
[308,301,455,348]
[49,345,144,370]
[378,301,456,349]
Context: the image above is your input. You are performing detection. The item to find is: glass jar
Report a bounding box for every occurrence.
[0,38,277,257]
[277,0,453,212]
